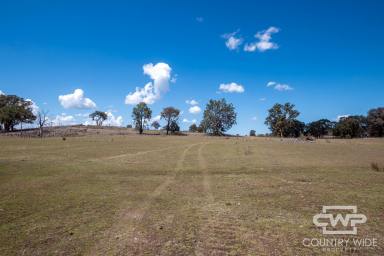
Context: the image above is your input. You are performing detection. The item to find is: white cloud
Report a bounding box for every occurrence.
[185,99,198,105]
[0,90,4,95]
[51,113,76,126]
[26,99,39,115]
[267,81,293,91]
[196,17,204,23]
[58,89,96,109]
[125,62,172,105]
[259,97,266,101]
[244,26,279,52]
[251,116,257,121]
[222,31,243,50]
[219,82,245,93]
[336,114,350,121]
[183,118,197,123]
[151,115,161,123]
[189,105,201,114]
[75,113,90,117]
[83,111,123,126]
[104,112,123,127]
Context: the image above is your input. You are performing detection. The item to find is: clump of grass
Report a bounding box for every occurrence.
[371,162,384,172]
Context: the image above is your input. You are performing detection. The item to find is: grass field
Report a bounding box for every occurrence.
[0,135,383,255]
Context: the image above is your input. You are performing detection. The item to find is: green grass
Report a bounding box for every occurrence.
[0,135,383,255]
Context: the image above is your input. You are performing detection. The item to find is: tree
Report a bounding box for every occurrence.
[284,119,305,137]
[189,123,198,132]
[305,119,333,138]
[151,120,160,130]
[161,107,180,135]
[367,107,384,137]
[132,102,152,134]
[265,103,300,137]
[333,115,367,138]
[249,130,256,136]
[0,94,36,132]
[201,98,237,135]
[37,110,49,137]
[89,111,108,126]
[168,120,180,133]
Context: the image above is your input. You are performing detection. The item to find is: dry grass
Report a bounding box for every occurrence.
[0,134,383,255]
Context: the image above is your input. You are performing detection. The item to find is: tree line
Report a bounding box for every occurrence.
[131,98,237,135]
[264,103,384,138]
[1,93,383,138]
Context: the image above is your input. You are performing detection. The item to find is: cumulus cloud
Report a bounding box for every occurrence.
[0,90,4,95]
[244,26,279,52]
[51,113,76,126]
[189,105,201,114]
[186,99,198,105]
[182,118,197,123]
[125,62,172,105]
[104,112,123,127]
[58,89,96,109]
[267,81,293,91]
[151,115,161,123]
[219,82,245,93]
[222,31,243,50]
[26,99,39,115]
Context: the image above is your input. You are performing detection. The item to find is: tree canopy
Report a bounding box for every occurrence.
[333,115,368,138]
[89,111,108,126]
[189,123,198,132]
[0,94,36,132]
[161,107,180,135]
[367,107,384,137]
[151,120,160,130]
[265,103,300,137]
[305,119,333,138]
[132,102,152,134]
[200,98,237,135]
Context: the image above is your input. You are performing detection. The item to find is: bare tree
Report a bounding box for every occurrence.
[37,110,48,137]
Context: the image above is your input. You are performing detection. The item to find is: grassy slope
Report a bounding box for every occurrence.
[0,136,383,255]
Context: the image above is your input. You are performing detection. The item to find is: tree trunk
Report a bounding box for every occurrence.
[139,116,143,134]
[166,119,170,135]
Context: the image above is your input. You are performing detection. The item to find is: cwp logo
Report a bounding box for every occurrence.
[313,206,367,235]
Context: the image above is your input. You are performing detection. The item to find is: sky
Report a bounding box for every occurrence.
[1,0,383,134]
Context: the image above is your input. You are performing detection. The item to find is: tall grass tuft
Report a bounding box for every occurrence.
[371,162,383,172]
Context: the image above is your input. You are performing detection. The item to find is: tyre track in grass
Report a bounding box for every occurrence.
[86,143,200,256]
[195,143,248,256]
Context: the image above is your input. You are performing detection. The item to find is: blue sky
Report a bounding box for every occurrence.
[1,0,383,134]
